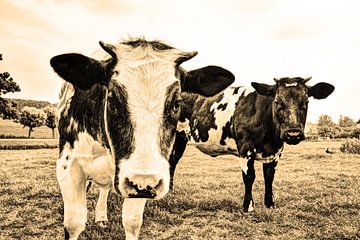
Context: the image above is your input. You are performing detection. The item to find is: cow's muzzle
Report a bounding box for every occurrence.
[121,173,165,199]
[283,129,305,145]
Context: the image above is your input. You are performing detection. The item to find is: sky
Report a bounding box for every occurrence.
[0,0,359,123]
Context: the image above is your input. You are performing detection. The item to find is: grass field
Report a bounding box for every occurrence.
[0,139,58,149]
[1,140,360,240]
[0,119,58,139]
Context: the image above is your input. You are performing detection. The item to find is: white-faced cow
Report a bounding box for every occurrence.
[169,77,334,212]
[51,38,235,240]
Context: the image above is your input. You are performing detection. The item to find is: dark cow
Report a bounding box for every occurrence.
[51,38,234,240]
[169,77,334,212]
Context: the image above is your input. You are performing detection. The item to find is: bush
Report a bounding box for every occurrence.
[0,134,31,139]
[340,139,360,154]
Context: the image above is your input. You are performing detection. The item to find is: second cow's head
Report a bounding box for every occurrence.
[252,77,334,145]
[51,39,234,199]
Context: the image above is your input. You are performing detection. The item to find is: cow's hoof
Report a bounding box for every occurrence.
[169,182,174,192]
[265,202,277,209]
[96,221,108,228]
[243,200,254,213]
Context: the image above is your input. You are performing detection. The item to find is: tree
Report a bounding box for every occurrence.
[43,106,57,138]
[18,107,46,138]
[0,98,19,120]
[339,115,355,128]
[317,114,335,138]
[0,54,21,120]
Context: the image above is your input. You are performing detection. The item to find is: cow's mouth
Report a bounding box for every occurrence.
[282,129,305,145]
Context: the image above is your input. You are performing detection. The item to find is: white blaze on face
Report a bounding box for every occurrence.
[112,44,181,197]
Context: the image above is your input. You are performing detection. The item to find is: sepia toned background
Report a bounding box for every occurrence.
[1,0,359,122]
[1,1,360,240]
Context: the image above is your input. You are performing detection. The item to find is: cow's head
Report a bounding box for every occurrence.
[50,39,234,199]
[252,77,334,145]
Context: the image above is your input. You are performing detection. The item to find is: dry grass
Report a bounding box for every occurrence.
[0,119,58,139]
[1,141,360,239]
[0,139,58,149]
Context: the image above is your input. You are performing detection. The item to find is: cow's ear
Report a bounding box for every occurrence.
[251,82,275,96]
[50,53,106,90]
[308,82,334,99]
[180,66,235,96]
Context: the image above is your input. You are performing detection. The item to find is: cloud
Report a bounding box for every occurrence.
[0,1,55,32]
[76,0,135,15]
[0,0,359,121]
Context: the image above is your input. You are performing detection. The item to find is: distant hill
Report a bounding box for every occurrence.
[5,98,57,110]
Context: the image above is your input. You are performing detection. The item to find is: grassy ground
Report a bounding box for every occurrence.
[1,141,360,240]
[0,139,58,149]
[0,119,58,139]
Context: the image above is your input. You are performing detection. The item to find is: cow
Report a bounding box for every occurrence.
[50,38,235,240]
[169,77,334,212]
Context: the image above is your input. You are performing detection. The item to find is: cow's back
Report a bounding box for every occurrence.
[180,86,253,156]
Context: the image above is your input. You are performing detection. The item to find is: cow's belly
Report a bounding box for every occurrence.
[194,143,238,157]
[192,135,238,157]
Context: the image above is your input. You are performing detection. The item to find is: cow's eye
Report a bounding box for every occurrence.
[173,100,181,112]
[299,101,308,110]
[274,100,285,110]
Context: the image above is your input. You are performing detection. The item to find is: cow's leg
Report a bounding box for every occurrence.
[169,131,188,190]
[240,157,255,212]
[263,160,278,208]
[57,155,87,240]
[95,187,110,227]
[122,198,147,240]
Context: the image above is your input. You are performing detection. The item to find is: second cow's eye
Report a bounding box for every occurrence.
[173,100,181,113]
[274,100,285,110]
[299,101,308,110]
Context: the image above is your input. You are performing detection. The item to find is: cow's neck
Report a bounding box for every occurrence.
[261,95,284,152]
[59,84,108,151]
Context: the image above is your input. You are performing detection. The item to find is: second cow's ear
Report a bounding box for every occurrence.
[308,82,335,99]
[180,66,235,96]
[50,53,106,90]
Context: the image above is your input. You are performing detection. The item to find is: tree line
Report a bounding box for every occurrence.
[0,54,57,138]
[314,114,360,139]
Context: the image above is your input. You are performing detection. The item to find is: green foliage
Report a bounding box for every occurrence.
[317,114,335,138]
[339,115,355,128]
[318,114,335,126]
[0,72,20,95]
[340,139,360,154]
[0,98,19,120]
[43,106,56,128]
[43,106,57,138]
[18,107,46,138]
[9,98,55,111]
[0,54,21,120]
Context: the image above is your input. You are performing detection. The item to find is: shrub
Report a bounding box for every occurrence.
[340,139,360,154]
[18,107,46,138]
[0,134,31,139]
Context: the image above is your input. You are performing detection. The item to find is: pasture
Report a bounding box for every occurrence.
[1,140,360,239]
[0,119,58,139]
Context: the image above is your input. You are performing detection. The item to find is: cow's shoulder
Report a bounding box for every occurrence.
[232,90,281,157]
